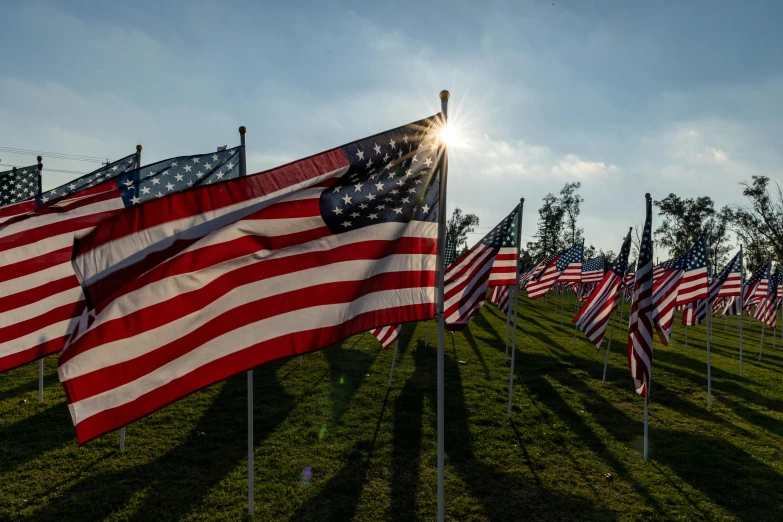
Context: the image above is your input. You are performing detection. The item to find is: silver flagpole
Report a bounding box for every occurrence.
[739,246,744,376]
[387,339,399,388]
[505,297,511,363]
[436,90,450,522]
[707,301,712,407]
[644,381,650,461]
[507,198,524,418]
[119,144,141,450]
[602,310,616,383]
[37,155,44,403]
[236,126,254,517]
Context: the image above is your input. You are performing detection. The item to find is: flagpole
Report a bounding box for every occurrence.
[602,310,616,383]
[707,300,712,407]
[436,90,450,522]
[387,339,399,388]
[505,296,511,362]
[507,198,524,418]
[739,246,744,376]
[36,156,44,403]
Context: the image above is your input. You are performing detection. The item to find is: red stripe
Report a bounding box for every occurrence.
[0,335,69,373]
[67,303,431,445]
[74,148,349,255]
[0,298,84,344]
[0,274,79,314]
[61,235,435,363]
[0,246,71,284]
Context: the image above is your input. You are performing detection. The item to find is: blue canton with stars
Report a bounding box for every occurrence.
[480,206,519,249]
[746,262,771,286]
[582,255,604,273]
[768,268,781,296]
[320,115,441,234]
[713,250,742,284]
[114,148,240,207]
[0,163,40,205]
[444,240,457,266]
[610,232,633,276]
[38,154,137,206]
[556,242,584,271]
[671,235,707,273]
[625,260,636,275]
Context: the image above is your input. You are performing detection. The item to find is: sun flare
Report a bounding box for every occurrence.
[439,123,465,148]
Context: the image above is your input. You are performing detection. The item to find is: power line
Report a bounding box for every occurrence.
[0,163,89,176]
[0,145,107,164]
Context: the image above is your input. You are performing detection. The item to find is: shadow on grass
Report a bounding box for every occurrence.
[0,401,75,475]
[20,362,294,522]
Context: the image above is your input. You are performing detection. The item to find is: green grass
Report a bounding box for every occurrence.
[2,293,783,521]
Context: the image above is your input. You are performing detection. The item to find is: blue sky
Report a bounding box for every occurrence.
[1,1,781,254]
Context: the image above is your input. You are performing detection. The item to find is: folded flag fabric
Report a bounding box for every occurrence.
[0,149,239,373]
[0,154,136,226]
[443,205,519,330]
[753,268,780,328]
[628,196,654,397]
[488,285,511,315]
[574,229,632,348]
[59,114,443,443]
[371,325,401,349]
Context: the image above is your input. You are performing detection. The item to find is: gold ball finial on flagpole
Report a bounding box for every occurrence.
[520,198,525,204]
[645,193,651,200]
[239,126,247,135]
[136,144,142,152]
[439,90,450,100]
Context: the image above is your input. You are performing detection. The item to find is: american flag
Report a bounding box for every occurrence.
[371,325,401,349]
[526,242,583,299]
[488,285,511,314]
[444,239,457,266]
[753,268,780,328]
[581,255,604,283]
[59,115,442,443]
[743,262,771,310]
[521,254,552,289]
[650,236,709,345]
[627,196,654,397]
[573,230,632,348]
[0,149,240,373]
[682,250,743,326]
[623,261,636,302]
[652,258,675,282]
[0,162,41,206]
[578,282,597,302]
[443,205,519,330]
[0,154,136,226]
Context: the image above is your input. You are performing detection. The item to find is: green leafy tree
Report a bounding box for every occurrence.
[559,182,584,246]
[446,208,479,253]
[726,176,783,268]
[526,193,565,260]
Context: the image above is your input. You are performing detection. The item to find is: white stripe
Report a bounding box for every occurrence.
[0,314,81,358]
[0,261,74,296]
[0,197,123,242]
[60,251,435,381]
[1,284,83,329]
[75,168,347,287]
[66,286,433,424]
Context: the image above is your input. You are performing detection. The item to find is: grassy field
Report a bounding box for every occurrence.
[2,292,783,521]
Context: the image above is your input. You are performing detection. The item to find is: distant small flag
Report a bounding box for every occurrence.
[217,145,227,152]
[526,242,582,299]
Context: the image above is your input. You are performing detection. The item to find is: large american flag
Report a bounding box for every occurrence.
[650,236,709,345]
[573,231,632,348]
[443,205,519,330]
[0,149,239,373]
[0,154,136,226]
[628,196,654,397]
[526,242,582,299]
[682,250,743,326]
[0,162,42,222]
[59,115,443,443]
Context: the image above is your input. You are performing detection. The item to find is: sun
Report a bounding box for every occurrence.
[439,123,465,148]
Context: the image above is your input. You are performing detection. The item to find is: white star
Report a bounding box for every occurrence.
[354,183,363,192]
[166,182,175,191]
[355,150,364,160]
[69,183,77,190]
[151,178,160,185]
[155,192,163,198]
[391,189,399,195]
[171,162,178,167]
[389,138,396,149]
[123,179,134,187]
[212,154,219,162]
[383,153,390,162]
[408,187,417,194]
[191,157,200,163]
[366,160,374,170]
[367,193,376,201]
[375,182,383,191]
[402,197,410,204]
[216,172,225,179]
[147,170,156,178]
[175,173,184,182]
[368,213,378,220]
[141,186,151,195]
[422,204,430,214]
[196,171,204,178]
[184,165,192,173]
[393,207,403,215]
[405,169,413,177]
[373,143,381,155]
[359,203,368,209]
[333,207,343,215]
[49,189,57,195]
[204,162,212,170]
[41,196,49,203]
[350,212,360,218]
[130,195,141,205]
[333,186,341,193]
[341,221,352,228]
[424,157,433,167]
[412,154,419,163]
[403,135,409,143]
[342,194,352,205]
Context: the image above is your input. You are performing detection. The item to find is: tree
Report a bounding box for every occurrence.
[526,193,565,259]
[599,249,616,266]
[446,208,479,253]
[559,182,584,246]
[726,176,783,268]
[584,243,597,260]
[653,194,731,270]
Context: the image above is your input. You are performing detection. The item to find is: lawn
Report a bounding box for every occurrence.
[2,292,783,521]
